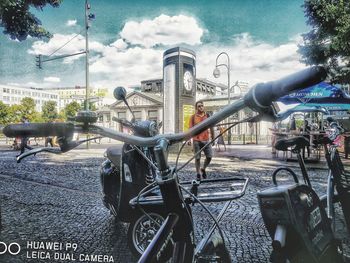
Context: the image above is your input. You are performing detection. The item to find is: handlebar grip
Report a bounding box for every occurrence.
[3,123,74,138]
[244,66,327,111]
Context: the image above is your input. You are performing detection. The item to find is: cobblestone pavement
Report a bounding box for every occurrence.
[0,148,348,263]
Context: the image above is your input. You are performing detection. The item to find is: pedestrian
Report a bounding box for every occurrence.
[189,101,215,181]
[45,136,53,147]
[216,126,226,151]
[301,119,311,158]
[16,118,33,157]
[289,115,296,131]
[269,122,278,154]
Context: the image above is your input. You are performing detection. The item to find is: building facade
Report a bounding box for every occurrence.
[42,86,111,110]
[0,84,59,112]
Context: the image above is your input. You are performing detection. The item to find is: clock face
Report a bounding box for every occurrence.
[183,71,193,91]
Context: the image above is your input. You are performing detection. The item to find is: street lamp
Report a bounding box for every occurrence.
[213,52,231,144]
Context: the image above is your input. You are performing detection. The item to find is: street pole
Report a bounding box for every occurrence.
[85,0,90,111]
[213,52,231,144]
[85,0,90,149]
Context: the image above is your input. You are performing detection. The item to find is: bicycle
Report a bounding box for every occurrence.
[258,123,349,262]
[3,66,328,262]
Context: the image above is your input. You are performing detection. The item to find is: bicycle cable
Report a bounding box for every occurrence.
[180,184,227,248]
[135,181,162,228]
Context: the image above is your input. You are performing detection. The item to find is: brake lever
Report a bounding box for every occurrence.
[16,136,103,163]
[16,147,61,163]
[58,136,103,152]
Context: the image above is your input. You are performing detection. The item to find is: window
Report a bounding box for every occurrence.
[148,110,158,122]
[118,112,126,120]
[156,82,162,91]
[134,111,142,121]
[145,83,152,91]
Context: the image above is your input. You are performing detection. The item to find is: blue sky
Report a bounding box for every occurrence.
[0,0,308,90]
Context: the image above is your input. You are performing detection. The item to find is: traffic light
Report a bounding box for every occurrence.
[35,55,42,69]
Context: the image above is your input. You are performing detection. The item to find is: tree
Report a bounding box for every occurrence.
[0,101,10,125]
[64,101,81,119]
[42,100,58,121]
[299,0,350,84]
[20,97,39,122]
[8,104,23,123]
[0,0,62,41]
[81,101,97,111]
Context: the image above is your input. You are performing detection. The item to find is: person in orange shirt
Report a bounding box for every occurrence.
[189,101,215,181]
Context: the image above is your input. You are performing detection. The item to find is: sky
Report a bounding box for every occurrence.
[0,0,309,92]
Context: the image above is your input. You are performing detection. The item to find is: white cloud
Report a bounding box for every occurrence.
[6,82,20,86]
[90,47,163,87]
[110,39,128,50]
[66,19,77,27]
[26,15,306,91]
[44,76,61,83]
[196,33,305,86]
[120,14,204,48]
[28,34,105,62]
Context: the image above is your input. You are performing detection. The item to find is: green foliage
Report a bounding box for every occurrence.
[41,100,58,121]
[295,119,304,129]
[0,0,62,41]
[58,108,66,121]
[64,101,81,119]
[8,104,23,123]
[19,97,40,122]
[0,101,10,125]
[299,0,350,84]
[81,101,97,111]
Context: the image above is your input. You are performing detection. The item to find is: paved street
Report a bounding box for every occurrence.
[0,144,348,262]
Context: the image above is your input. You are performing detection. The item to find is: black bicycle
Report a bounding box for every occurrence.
[3,66,327,262]
[258,122,349,262]
[271,120,350,233]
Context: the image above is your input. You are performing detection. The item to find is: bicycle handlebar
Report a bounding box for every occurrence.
[244,66,326,112]
[3,66,327,148]
[3,122,75,138]
[112,116,133,127]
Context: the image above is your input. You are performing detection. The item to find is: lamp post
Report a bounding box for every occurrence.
[213,52,231,144]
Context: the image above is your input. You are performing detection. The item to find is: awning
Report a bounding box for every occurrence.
[276,105,329,120]
[278,82,350,105]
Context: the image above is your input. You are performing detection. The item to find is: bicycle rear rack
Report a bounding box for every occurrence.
[129,177,249,207]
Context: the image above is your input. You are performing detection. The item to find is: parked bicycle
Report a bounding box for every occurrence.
[258,120,349,262]
[4,66,340,262]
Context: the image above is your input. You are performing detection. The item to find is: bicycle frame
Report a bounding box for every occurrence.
[324,142,350,232]
[138,138,195,263]
[137,99,249,263]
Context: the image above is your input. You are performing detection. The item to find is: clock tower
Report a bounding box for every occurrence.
[163,47,196,134]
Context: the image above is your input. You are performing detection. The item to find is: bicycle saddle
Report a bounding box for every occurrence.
[275,136,309,151]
